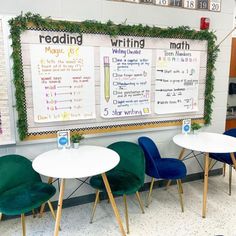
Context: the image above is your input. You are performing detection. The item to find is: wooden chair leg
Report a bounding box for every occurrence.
[48,201,61,231]
[177,180,184,212]
[39,177,53,218]
[123,195,129,234]
[32,209,36,218]
[166,148,186,188]
[223,163,226,177]
[90,190,100,223]
[135,192,145,214]
[229,165,232,196]
[0,213,2,221]
[146,178,155,207]
[21,214,26,236]
[48,201,56,220]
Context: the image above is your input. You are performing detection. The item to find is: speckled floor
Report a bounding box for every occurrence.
[1,172,236,236]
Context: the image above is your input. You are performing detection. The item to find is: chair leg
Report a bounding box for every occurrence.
[123,195,129,234]
[135,192,145,214]
[32,209,36,218]
[0,213,2,221]
[90,190,100,223]
[146,178,155,207]
[39,177,54,218]
[48,201,56,220]
[177,180,184,213]
[223,163,226,177]
[48,201,61,231]
[229,165,232,196]
[21,214,26,236]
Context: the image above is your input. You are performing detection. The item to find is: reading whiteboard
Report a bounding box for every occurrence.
[30,44,96,123]
[100,47,152,118]
[155,49,200,114]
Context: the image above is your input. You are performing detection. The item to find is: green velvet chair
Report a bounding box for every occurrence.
[90,141,145,234]
[0,154,56,236]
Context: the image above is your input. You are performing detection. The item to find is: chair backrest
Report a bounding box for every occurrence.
[0,154,41,194]
[224,128,236,137]
[107,141,145,185]
[138,136,162,178]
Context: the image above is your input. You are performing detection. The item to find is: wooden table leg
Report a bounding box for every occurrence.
[166,148,185,188]
[101,173,126,236]
[202,152,209,218]
[54,179,65,236]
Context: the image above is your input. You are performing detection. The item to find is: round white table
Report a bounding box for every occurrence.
[33,145,126,236]
[173,132,236,218]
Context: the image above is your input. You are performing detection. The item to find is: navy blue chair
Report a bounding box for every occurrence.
[209,128,236,195]
[138,136,187,212]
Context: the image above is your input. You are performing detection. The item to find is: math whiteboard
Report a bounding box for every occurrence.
[155,49,200,114]
[19,29,207,140]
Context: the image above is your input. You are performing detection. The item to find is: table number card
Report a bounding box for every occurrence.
[182,119,191,134]
[57,130,70,149]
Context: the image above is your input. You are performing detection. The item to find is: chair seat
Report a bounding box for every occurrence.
[147,158,187,180]
[209,152,234,165]
[0,182,56,215]
[90,170,142,196]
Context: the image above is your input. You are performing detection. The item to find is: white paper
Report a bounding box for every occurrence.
[155,49,200,114]
[30,44,96,123]
[100,47,152,118]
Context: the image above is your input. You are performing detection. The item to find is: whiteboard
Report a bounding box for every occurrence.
[30,44,96,123]
[155,49,200,114]
[100,47,152,118]
[19,29,207,139]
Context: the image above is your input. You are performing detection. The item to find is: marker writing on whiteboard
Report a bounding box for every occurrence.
[103,56,110,103]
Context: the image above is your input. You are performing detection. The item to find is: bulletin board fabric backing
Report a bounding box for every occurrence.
[9,13,218,141]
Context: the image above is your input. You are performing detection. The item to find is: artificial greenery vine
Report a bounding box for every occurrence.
[9,12,218,140]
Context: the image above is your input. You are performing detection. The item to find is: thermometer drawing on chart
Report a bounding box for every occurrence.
[103,56,110,103]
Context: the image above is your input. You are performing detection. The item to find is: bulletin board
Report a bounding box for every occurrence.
[0,17,15,145]
[9,13,218,141]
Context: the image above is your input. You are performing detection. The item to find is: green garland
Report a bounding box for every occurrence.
[9,12,218,140]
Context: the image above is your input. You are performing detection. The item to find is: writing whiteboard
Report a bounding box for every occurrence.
[100,47,152,118]
[19,29,207,140]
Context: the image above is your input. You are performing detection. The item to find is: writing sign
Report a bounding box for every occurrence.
[30,44,96,123]
[155,47,200,114]
[100,46,152,118]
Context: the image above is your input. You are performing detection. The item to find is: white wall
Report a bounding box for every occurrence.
[0,0,234,199]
